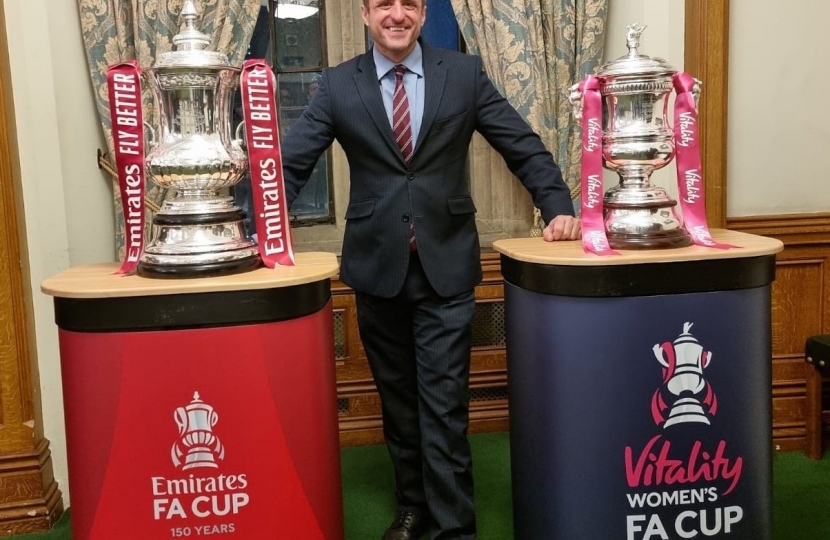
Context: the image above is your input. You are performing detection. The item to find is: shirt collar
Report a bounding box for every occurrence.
[373,42,423,81]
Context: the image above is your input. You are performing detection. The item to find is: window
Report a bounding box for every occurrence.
[271,0,332,225]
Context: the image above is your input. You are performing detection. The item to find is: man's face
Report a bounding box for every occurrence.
[361,0,426,63]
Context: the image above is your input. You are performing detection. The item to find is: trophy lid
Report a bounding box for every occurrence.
[152,0,234,70]
[595,24,675,78]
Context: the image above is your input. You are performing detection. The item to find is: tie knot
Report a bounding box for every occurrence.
[394,64,406,79]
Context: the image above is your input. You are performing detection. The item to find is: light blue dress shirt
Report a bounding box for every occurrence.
[373,44,425,150]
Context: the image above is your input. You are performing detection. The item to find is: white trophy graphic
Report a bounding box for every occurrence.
[171,392,225,469]
[651,322,718,428]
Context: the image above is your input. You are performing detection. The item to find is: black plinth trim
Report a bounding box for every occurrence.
[153,210,243,226]
[53,281,331,333]
[500,254,777,298]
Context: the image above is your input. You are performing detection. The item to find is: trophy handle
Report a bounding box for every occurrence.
[569,82,584,120]
[234,121,247,151]
[173,407,188,435]
[691,77,703,110]
[653,343,671,368]
[143,121,157,150]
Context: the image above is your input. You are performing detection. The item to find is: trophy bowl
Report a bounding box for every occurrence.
[572,24,693,249]
[137,0,259,278]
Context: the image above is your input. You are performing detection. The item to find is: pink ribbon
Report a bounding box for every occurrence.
[578,76,618,256]
[672,72,735,249]
[240,59,296,267]
[107,61,146,275]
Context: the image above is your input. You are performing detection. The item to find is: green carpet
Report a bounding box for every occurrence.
[11,432,830,539]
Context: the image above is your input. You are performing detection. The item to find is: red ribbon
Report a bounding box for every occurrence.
[578,76,618,256]
[240,59,296,267]
[672,72,735,250]
[106,61,146,275]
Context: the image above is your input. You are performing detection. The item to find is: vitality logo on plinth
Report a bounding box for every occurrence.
[151,392,250,534]
[624,323,746,540]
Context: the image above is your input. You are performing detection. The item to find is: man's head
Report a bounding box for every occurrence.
[361,0,426,63]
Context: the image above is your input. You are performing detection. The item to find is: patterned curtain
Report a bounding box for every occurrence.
[78,0,261,258]
[450,0,608,219]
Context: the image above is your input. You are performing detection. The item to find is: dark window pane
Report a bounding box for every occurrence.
[274,9,323,70]
[278,72,330,222]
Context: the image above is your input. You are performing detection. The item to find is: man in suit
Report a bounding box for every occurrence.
[281,0,580,538]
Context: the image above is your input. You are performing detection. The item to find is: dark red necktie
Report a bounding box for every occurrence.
[392,64,414,163]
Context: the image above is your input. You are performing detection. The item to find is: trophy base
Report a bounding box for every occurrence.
[607,229,693,250]
[138,208,261,279]
[603,182,691,250]
[137,256,261,279]
[664,400,712,428]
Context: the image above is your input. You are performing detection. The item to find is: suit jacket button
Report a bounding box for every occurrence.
[407,173,415,181]
[402,215,410,222]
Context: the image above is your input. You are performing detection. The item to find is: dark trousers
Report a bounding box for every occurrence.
[356,252,477,540]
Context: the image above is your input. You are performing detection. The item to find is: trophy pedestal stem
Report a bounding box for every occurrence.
[138,207,260,279]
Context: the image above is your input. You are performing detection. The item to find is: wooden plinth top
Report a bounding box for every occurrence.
[493,229,783,266]
[41,252,339,299]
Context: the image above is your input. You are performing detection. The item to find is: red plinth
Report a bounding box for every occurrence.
[58,304,343,540]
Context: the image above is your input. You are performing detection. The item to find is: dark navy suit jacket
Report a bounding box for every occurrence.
[282,42,574,298]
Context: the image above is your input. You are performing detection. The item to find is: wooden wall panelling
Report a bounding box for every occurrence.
[730,215,830,453]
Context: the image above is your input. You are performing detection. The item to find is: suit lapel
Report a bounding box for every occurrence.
[354,52,402,160]
[415,44,447,153]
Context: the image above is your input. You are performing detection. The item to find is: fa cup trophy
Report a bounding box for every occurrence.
[171,392,225,470]
[137,0,259,277]
[652,322,717,428]
[570,24,699,249]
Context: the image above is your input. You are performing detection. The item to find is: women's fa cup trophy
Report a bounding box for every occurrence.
[570,24,699,250]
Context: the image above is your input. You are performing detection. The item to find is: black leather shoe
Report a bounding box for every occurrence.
[381,509,429,540]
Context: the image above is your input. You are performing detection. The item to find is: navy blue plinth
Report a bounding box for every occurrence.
[502,255,775,540]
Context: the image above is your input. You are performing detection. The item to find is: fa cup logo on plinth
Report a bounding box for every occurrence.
[171,392,225,470]
[651,323,718,428]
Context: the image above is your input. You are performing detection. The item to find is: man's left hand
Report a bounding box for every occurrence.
[543,215,581,241]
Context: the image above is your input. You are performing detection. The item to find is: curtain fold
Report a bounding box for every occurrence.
[450,0,608,215]
[78,0,261,258]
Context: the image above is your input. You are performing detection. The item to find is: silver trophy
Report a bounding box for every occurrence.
[570,24,697,249]
[138,0,259,277]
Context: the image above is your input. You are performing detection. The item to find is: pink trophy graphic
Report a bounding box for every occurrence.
[171,392,225,470]
[651,322,718,428]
